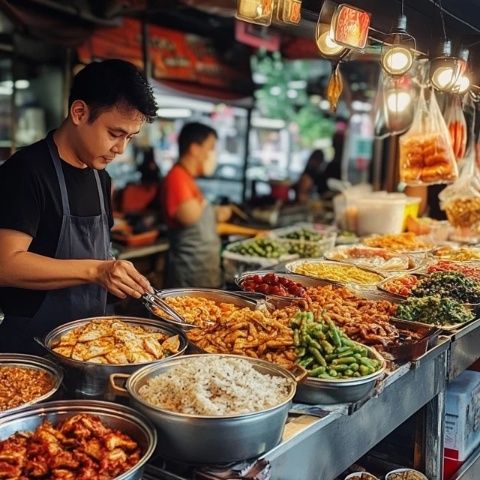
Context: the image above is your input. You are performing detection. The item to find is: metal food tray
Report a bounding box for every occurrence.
[376,273,427,299]
[324,246,421,274]
[0,354,64,417]
[285,259,386,288]
[391,315,476,333]
[294,344,386,405]
[361,235,434,255]
[235,270,330,307]
[385,319,441,362]
[152,288,259,329]
[429,246,480,263]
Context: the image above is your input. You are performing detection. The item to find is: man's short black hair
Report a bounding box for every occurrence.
[178,122,217,158]
[69,59,158,123]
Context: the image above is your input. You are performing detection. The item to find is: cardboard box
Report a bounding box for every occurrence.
[445,370,480,462]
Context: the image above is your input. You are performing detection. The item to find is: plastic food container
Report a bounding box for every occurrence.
[222,239,298,283]
[356,197,407,236]
[403,196,421,229]
[269,224,337,258]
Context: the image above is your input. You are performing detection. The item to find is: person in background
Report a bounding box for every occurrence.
[117,147,162,213]
[404,185,447,220]
[0,59,157,353]
[323,131,344,189]
[295,149,327,203]
[162,122,231,288]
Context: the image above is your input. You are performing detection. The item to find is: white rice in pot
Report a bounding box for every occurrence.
[137,356,292,416]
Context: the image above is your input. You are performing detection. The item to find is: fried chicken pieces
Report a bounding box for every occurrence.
[52,319,180,364]
[0,414,141,479]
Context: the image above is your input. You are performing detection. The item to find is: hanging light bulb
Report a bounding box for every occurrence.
[452,74,471,94]
[386,91,412,113]
[315,1,349,59]
[316,30,346,57]
[430,42,468,92]
[382,15,416,76]
[450,50,471,94]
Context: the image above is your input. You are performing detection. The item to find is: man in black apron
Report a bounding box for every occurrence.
[162,122,231,288]
[0,60,157,354]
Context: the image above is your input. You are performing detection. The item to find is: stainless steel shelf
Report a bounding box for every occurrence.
[450,443,480,480]
[447,318,480,380]
[264,340,450,480]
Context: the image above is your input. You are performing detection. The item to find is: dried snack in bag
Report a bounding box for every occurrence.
[399,87,458,186]
[445,95,467,161]
[440,95,480,235]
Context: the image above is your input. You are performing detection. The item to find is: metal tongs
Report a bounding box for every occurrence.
[141,290,193,328]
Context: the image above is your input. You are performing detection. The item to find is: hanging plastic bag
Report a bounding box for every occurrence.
[444,95,467,161]
[439,95,480,236]
[399,87,458,185]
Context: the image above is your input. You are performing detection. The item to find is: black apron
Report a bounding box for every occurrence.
[167,202,221,288]
[0,133,109,354]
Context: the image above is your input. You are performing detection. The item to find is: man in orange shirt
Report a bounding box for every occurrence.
[162,122,231,287]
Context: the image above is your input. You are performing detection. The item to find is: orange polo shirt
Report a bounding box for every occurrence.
[162,164,203,229]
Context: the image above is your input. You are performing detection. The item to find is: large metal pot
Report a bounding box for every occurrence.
[111,353,301,464]
[294,346,386,405]
[0,400,157,480]
[0,354,63,417]
[37,316,188,399]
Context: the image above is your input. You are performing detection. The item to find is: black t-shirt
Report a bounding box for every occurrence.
[427,184,447,221]
[0,137,113,317]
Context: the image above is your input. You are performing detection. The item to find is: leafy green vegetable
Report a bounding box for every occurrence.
[396,295,474,326]
[412,271,480,304]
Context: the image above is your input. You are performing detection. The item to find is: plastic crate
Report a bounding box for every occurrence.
[444,370,480,462]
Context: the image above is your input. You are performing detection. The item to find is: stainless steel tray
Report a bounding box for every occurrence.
[0,354,63,417]
[376,273,427,299]
[285,259,385,288]
[235,270,329,307]
[324,245,422,274]
[151,288,259,329]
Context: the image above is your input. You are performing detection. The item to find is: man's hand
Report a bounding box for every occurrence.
[95,260,152,299]
[216,205,233,223]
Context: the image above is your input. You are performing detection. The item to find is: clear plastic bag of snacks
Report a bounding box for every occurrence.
[445,95,467,161]
[440,96,480,236]
[399,87,458,186]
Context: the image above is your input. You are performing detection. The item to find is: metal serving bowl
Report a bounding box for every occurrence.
[294,345,386,405]
[0,400,157,480]
[149,288,259,329]
[36,316,187,399]
[0,354,63,417]
[385,468,428,480]
[110,353,300,464]
[235,270,329,306]
[285,259,386,288]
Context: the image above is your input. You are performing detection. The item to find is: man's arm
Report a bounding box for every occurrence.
[174,198,205,226]
[0,229,151,299]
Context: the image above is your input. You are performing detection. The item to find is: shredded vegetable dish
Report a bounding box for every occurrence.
[292,262,383,285]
